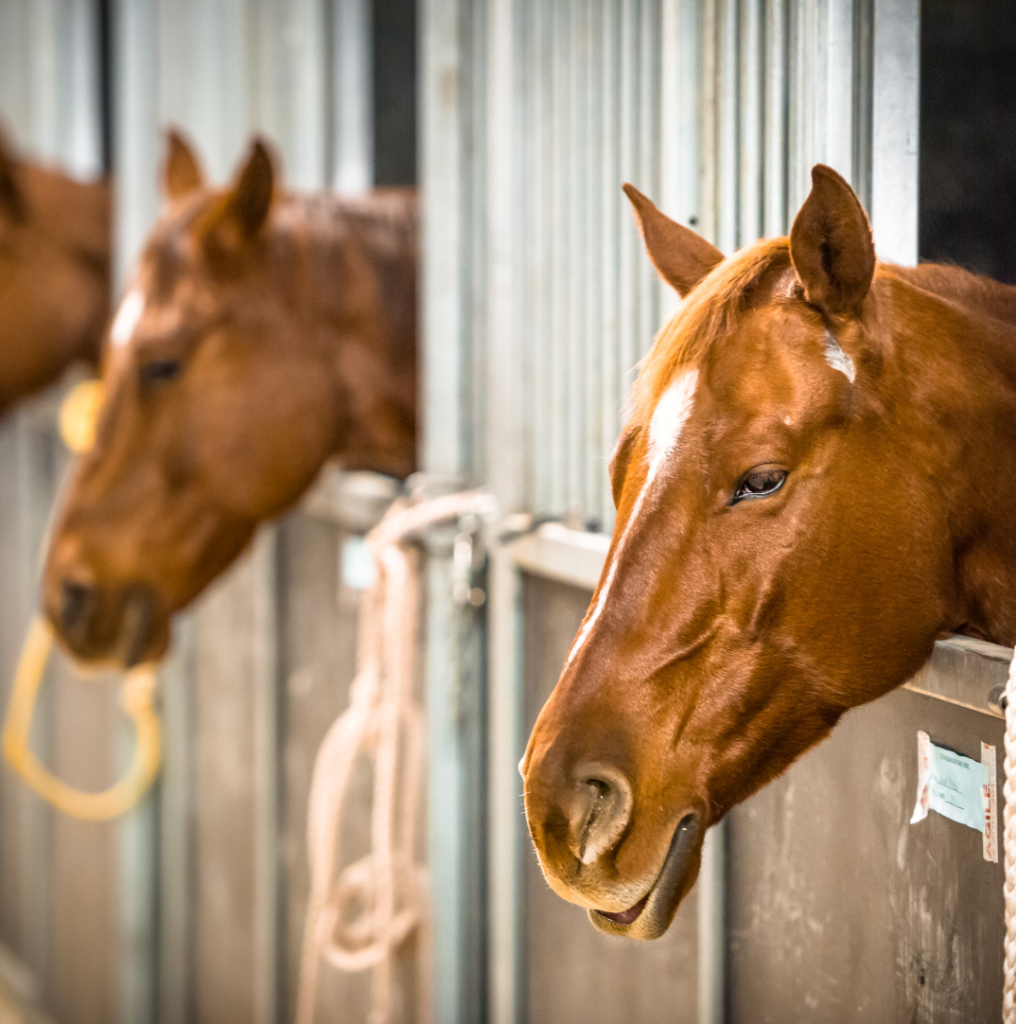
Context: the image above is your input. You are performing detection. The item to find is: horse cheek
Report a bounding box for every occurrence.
[217,360,336,520]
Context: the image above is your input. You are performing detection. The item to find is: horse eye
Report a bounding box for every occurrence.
[732,468,787,504]
[139,359,182,386]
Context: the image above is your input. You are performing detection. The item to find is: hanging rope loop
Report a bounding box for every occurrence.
[1002,643,1016,1022]
[297,488,492,1024]
[2,616,162,820]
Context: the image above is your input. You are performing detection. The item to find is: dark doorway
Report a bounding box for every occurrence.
[373,0,417,187]
[919,0,1016,283]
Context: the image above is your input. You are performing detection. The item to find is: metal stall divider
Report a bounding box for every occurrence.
[112,3,377,1023]
[422,0,917,1022]
[0,3,109,1021]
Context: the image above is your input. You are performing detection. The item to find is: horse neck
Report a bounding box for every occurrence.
[882,267,1016,645]
[26,164,112,364]
[278,190,418,479]
[896,261,1016,329]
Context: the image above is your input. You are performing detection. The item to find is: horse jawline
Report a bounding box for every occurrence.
[587,812,702,941]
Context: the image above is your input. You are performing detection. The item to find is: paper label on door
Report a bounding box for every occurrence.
[910,730,988,835]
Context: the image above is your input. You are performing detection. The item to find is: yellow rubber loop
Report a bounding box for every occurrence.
[2,618,161,820]
[58,378,105,454]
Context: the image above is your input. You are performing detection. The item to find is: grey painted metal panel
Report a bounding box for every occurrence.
[728,685,1004,1023]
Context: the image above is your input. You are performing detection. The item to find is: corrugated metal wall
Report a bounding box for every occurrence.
[421,1,919,1022]
[425,0,917,533]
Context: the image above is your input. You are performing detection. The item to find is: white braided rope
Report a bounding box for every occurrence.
[296,490,492,1024]
[1004,642,1016,1023]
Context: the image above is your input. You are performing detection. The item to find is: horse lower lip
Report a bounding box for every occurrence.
[591,812,700,936]
[598,894,649,925]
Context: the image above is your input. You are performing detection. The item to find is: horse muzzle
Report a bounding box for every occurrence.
[46,577,165,667]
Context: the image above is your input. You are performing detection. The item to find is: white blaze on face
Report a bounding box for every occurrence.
[110,289,145,349]
[824,329,856,382]
[566,369,699,667]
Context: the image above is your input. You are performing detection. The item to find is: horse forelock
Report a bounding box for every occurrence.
[634,237,793,420]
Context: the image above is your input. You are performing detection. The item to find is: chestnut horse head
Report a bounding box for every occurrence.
[523,165,1016,939]
[43,130,417,665]
[0,126,110,412]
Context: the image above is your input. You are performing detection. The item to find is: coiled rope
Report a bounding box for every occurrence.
[1004,644,1016,1022]
[296,489,492,1024]
[1,378,162,820]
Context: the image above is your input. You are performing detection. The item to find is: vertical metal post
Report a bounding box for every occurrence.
[824,0,857,182]
[113,0,160,276]
[12,415,53,998]
[331,0,373,192]
[112,4,161,1021]
[715,0,739,254]
[598,0,621,534]
[486,0,523,513]
[156,615,195,1024]
[487,545,523,1024]
[252,530,283,1024]
[870,0,919,264]
[739,0,763,248]
[421,3,490,1023]
[763,0,788,236]
[485,0,528,1021]
[698,821,727,1024]
[422,0,467,483]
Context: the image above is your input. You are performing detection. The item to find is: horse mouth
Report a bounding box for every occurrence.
[116,590,158,668]
[49,584,164,668]
[588,812,702,940]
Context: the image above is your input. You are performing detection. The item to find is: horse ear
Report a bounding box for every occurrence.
[163,128,205,201]
[623,183,723,296]
[0,126,26,222]
[200,138,275,266]
[790,165,875,317]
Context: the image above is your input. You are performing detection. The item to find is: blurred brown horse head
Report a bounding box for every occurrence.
[0,127,110,412]
[43,131,417,665]
[523,166,1016,940]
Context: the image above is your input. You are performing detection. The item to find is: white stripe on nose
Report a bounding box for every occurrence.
[110,290,145,349]
[566,369,699,667]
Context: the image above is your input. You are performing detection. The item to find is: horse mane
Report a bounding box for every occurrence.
[634,237,792,418]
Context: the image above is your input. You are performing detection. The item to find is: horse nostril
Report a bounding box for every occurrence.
[61,579,95,633]
[573,763,634,866]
